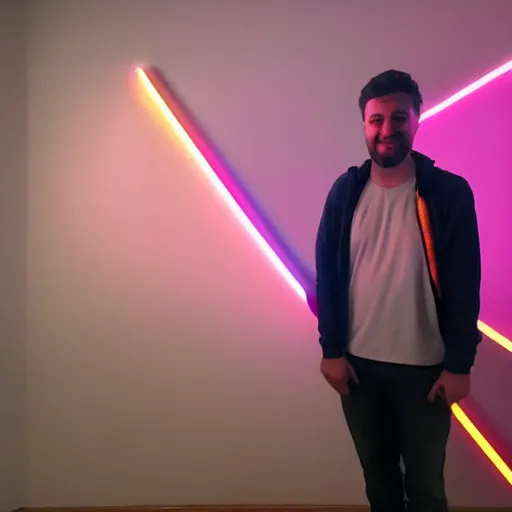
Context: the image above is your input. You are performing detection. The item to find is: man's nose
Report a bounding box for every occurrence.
[380,119,395,137]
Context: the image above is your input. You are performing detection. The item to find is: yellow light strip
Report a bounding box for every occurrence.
[478,320,512,352]
[452,403,512,485]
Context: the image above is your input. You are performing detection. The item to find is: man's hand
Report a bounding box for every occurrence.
[427,370,471,405]
[320,357,359,396]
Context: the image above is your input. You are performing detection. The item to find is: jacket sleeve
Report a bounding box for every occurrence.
[315,178,346,359]
[441,177,482,374]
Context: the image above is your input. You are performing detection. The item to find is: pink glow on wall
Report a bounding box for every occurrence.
[415,61,512,346]
[134,61,512,486]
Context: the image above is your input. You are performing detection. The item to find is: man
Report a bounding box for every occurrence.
[315,70,482,512]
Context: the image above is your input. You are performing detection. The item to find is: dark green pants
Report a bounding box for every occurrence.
[342,354,451,512]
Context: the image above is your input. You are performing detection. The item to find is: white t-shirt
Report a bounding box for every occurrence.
[347,174,445,366]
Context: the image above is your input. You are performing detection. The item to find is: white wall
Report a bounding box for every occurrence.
[0,1,27,510]
[26,0,512,508]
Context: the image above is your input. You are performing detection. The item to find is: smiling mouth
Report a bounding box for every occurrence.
[378,140,399,150]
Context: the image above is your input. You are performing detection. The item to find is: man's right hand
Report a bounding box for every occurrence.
[320,357,359,396]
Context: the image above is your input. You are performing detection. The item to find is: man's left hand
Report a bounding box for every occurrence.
[427,370,471,405]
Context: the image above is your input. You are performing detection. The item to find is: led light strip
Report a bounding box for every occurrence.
[135,61,512,485]
[135,68,307,304]
[452,403,512,485]
[478,320,512,352]
[419,60,512,122]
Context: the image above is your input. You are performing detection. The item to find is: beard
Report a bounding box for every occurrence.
[367,134,411,168]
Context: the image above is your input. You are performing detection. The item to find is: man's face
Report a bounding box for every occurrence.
[363,92,420,168]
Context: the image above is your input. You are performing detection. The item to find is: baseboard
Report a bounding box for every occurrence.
[13,505,512,512]
[12,507,366,512]
[13,508,366,512]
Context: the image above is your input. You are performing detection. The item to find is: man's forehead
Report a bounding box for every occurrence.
[365,93,414,114]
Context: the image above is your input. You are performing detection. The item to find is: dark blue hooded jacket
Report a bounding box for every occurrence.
[315,151,482,374]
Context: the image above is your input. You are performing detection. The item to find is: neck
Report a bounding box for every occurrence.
[371,153,415,188]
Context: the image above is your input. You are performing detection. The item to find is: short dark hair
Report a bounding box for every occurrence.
[358,69,423,119]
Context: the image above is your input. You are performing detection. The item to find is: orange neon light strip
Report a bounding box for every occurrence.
[134,64,512,486]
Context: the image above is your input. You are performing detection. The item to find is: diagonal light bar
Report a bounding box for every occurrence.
[135,61,512,485]
[452,403,512,485]
[419,60,512,122]
[478,320,512,352]
[135,67,307,304]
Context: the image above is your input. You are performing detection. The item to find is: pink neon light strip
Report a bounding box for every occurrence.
[135,62,512,486]
[135,68,308,304]
[419,60,512,122]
